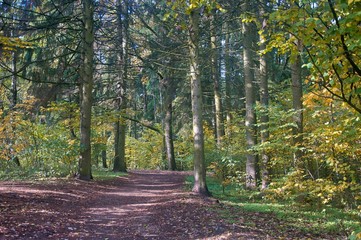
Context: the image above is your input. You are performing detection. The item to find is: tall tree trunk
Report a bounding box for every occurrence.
[210,11,225,147]
[102,149,107,168]
[132,100,138,139]
[243,1,258,189]
[143,84,148,116]
[224,21,233,137]
[102,131,110,168]
[9,50,20,167]
[11,53,17,110]
[189,8,210,196]
[236,65,245,113]
[113,0,128,172]
[259,1,270,190]
[3,0,20,167]
[78,0,94,180]
[113,119,127,172]
[162,77,176,171]
[291,39,303,168]
[164,95,176,170]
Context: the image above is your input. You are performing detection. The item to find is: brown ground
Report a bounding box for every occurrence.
[0,170,343,239]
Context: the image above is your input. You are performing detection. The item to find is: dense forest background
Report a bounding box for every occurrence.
[0,0,360,210]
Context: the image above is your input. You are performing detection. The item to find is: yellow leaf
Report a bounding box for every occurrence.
[357,232,361,240]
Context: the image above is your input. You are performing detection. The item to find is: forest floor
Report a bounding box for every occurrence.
[0,170,343,239]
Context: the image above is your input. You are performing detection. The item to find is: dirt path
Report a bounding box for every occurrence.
[0,171,337,239]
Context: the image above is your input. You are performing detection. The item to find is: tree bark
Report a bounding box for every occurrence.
[162,77,176,171]
[210,11,225,147]
[113,0,128,172]
[164,97,176,170]
[3,0,20,167]
[243,1,258,189]
[259,1,270,190]
[9,50,20,167]
[224,21,233,137]
[78,0,94,180]
[189,8,210,196]
[113,120,127,172]
[102,149,107,168]
[11,52,18,110]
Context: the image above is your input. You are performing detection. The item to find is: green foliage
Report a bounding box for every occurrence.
[349,229,361,240]
[253,102,298,173]
[126,126,164,169]
[173,124,194,170]
[0,100,81,179]
[125,122,217,171]
[302,95,361,209]
[256,93,361,211]
[208,155,238,194]
[206,111,248,190]
[199,174,361,237]
[267,0,361,113]
[197,82,361,212]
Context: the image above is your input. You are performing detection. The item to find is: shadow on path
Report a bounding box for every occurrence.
[0,170,310,239]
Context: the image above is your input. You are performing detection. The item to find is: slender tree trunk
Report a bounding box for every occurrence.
[102,149,107,168]
[113,119,127,171]
[9,50,20,167]
[243,1,258,189]
[133,100,138,139]
[162,77,176,171]
[143,84,148,115]
[78,0,94,180]
[211,12,225,147]
[189,8,210,196]
[164,97,176,170]
[291,39,303,168]
[3,0,20,167]
[11,53,17,110]
[224,21,233,137]
[259,1,270,190]
[102,131,110,168]
[236,65,245,113]
[113,0,128,172]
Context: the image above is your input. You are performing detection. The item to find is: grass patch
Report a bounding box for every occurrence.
[184,176,193,191]
[92,167,127,181]
[186,175,361,238]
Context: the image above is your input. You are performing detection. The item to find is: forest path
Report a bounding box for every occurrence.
[0,170,263,239]
[0,170,332,239]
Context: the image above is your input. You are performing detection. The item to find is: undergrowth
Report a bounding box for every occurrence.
[92,167,128,181]
[186,175,361,239]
